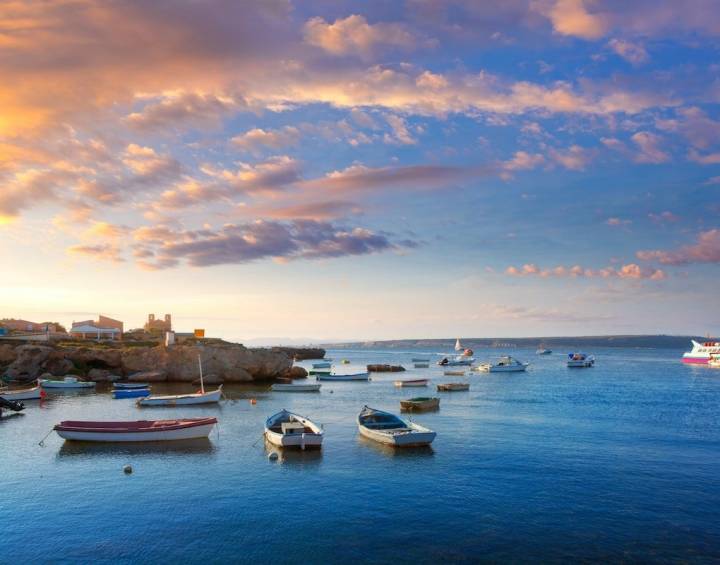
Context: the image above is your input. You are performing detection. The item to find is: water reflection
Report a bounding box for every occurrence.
[357,435,435,458]
[56,438,216,458]
[264,440,323,467]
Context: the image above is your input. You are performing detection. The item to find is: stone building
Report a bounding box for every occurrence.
[144,313,172,333]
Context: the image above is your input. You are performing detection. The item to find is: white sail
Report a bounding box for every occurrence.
[455,338,462,351]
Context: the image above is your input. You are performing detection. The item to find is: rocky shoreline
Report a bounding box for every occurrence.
[0,341,325,384]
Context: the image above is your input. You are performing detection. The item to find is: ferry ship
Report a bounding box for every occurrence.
[682,340,720,364]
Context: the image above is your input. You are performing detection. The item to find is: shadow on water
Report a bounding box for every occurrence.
[56,438,216,458]
[357,435,435,458]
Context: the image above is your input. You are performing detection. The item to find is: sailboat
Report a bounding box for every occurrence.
[137,355,222,406]
[455,338,463,351]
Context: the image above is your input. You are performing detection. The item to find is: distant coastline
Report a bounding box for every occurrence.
[320,335,705,350]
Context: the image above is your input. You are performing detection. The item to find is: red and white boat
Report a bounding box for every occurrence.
[682,340,720,364]
[53,418,217,442]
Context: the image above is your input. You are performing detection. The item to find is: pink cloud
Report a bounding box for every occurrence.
[505,262,666,280]
[637,229,720,265]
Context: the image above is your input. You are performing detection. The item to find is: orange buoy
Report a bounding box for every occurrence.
[250,398,257,405]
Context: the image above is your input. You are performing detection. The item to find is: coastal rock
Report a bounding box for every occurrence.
[192,373,223,385]
[367,364,406,373]
[283,366,308,380]
[128,370,167,382]
[222,368,253,382]
[42,357,75,376]
[0,344,17,364]
[271,347,326,361]
[4,345,53,382]
[87,368,118,382]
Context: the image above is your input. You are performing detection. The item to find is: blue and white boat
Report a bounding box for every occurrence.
[113,388,151,399]
[312,361,331,369]
[357,406,436,447]
[316,372,369,381]
[113,382,150,389]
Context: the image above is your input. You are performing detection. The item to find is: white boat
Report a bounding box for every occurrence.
[54,417,217,442]
[271,383,322,392]
[567,353,595,367]
[476,356,529,373]
[394,379,428,387]
[315,372,369,381]
[357,406,436,447]
[536,348,552,355]
[40,377,95,389]
[0,385,42,400]
[137,355,222,406]
[455,338,463,351]
[437,356,474,367]
[312,361,331,369]
[682,340,720,365]
[264,410,323,449]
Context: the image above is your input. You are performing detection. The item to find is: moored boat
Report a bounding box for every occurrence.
[113,382,150,389]
[400,397,440,411]
[682,340,720,364]
[53,417,217,442]
[443,370,465,376]
[437,382,469,392]
[264,409,323,449]
[536,348,552,355]
[308,369,332,376]
[40,377,95,389]
[437,355,474,367]
[138,355,221,406]
[394,378,428,387]
[476,356,529,373]
[113,388,151,399]
[567,353,595,367]
[271,383,322,392]
[315,372,369,381]
[0,384,42,400]
[312,361,331,369]
[357,406,436,447]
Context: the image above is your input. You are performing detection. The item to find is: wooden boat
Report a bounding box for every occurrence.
[443,370,465,376]
[113,388,151,399]
[53,417,217,442]
[264,410,323,449]
[315,372,369,381]
[357,406,435,447]
[113,382,150,389]
[476,356,529,373]
[312,361,331,369]
[437,382,470,392]
[0,384,42,400]
[394,379,428,387]
[400,397,440,411]
[308,369,331,376]
[413,363,430,368]
[271,383,322,392]
[138,355,221,406]
[40,377,95,389]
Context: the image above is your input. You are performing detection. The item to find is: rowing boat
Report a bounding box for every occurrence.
[357,406,436,447]
[113,388,150,399]
[264,409,323,449]
[53,418,217,442]
[400,397,440,411]
[271,383,322,392]
[40,377,95,389]
[394,379,428,387]
[137,355,221,406]
[315,372,369,381]
[113,382,150,389]
[0,384,42,400]
[437,382,470,392]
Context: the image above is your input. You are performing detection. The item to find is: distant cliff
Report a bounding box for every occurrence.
[320,335,704,350]
[0,340,318,383]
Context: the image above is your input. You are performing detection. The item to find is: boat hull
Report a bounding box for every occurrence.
[264,410,323,449]
[477,365,528,373]
[113,382,150,389]
[394,379,428,387]
[400,398,439,411]
[40,379,95,389]
[567,361,594,367]
[0,386,41,400]
[137,387,222,406]
[113,388,150,399]
[681,356,710,365]
[265,430,323,449]
[437,383,469,392]
[316,373,369,381]
[358,425,436,447]
[54,418,216,442]
[271,384,322,392]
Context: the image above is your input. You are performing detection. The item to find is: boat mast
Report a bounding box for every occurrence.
[198,353,205,394]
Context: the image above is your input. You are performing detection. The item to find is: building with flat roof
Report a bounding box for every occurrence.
[1,319,58,333]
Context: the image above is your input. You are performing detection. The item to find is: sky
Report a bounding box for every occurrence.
[1,0,719,342]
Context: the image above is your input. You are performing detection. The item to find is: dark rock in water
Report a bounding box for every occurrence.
[0,397,25,413]
[367,364,406,373]
[271,347,326,361]
[283,366,308,380]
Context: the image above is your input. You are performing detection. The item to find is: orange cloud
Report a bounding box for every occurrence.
[505,262,666,280]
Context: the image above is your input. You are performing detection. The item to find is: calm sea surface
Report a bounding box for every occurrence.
[1,347,719,563]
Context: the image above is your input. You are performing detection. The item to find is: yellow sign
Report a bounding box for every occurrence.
[194,329,205,338]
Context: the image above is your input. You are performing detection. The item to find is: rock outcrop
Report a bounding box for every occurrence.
[367,364,406,373]
[271,347,326,361]
[0,340,294,383]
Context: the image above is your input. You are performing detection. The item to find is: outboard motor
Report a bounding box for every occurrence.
[0,396,25,417]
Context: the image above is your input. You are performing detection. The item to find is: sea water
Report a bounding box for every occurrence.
[1,347,719,563]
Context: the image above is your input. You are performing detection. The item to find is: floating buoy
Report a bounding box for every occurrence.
[123,464,133,474]
[250,398,257,405]
[268,452,279,461]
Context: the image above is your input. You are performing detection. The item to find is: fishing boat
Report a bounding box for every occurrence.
[312,361,331,369]
[682,340,720,364]
[394,379,428,387]
[437,383,470,392]
[400,397,440,411]
[437,355,474,367]
[113,382,150,389]
[413,363,430,368]
[271,383,322,392]
[264,410,323,449]
[137,355,222,406]
[536,348,552,355]
[567,353,595,367]
[39,377,95,389]
[357,406,436,447]
[53,417,217,442]
[0,384,42,400]
[315,372,369,381]
[476,356,529,373]
[443,370,465,376]
[113,388,151,399]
